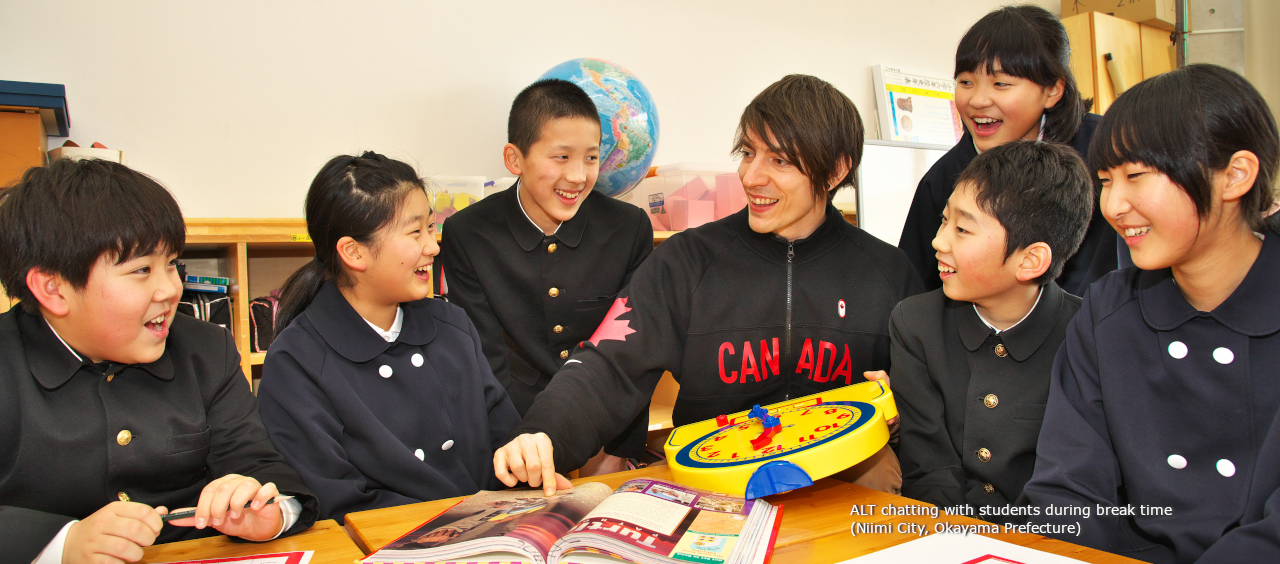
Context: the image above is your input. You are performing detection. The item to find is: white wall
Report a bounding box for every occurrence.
[0,0,1054,218]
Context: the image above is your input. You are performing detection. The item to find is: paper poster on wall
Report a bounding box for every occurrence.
[872,65,964,146]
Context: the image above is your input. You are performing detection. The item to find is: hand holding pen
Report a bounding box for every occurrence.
[160,474,289,542]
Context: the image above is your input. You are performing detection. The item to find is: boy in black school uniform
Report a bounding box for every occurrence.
[0,159,317,563]
[882,141,1094,516]
[439,79,654,474]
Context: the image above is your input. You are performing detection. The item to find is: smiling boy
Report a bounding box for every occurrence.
[887,141,1093,515]
[439,79,654,473]
[0,159,317,563]
[492,75,923,495]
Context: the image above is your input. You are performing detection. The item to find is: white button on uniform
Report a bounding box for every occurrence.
[414,449,425,461]
[379,365,393,378]
[1213,347,1234,365]
[441,440,454,451]
[1217,459,1236,477]
[1168,341,1188,359]
[1167,454,1187,469]
[411,353,424,367]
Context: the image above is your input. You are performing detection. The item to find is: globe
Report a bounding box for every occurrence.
[538,58,660,198]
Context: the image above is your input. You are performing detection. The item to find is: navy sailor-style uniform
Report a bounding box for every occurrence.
[257,281,520,522]
[1024,228,1280,563]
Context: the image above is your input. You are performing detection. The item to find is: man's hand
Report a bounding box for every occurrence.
[163,474,283,542]
[493,433,574,496]
[63,501,162,564]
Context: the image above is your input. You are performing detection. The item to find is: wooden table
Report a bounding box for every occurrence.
[341,466,1140,562]
[138,519,364,564]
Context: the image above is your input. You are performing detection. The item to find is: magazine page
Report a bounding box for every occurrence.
[364,483,613,564]
[553,479,761,564]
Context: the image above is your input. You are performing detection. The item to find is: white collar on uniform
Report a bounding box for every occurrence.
[515,180,561,236]
[363,306,404,343]
[975,285,1044,335]
[45,318,83,362]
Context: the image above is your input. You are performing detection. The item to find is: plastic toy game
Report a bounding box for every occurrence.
[664,381,897,499]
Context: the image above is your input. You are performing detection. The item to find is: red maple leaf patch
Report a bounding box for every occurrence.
[588,297,636,346]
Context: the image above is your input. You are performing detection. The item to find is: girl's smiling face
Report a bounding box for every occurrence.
[955,62,1063,153]
[1099,163,1203,270]
[361,189,439,305]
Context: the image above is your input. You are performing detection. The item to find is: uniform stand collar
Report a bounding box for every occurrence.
[20,307,174,390]
[957,282,1067,362]
[1140,227,1280,336]
[505,181,590,252]
[307,281,437,363]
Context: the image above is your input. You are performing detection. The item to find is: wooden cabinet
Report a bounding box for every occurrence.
[1063,11,1176,115]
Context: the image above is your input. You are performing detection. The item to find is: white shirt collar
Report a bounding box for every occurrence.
[975,286,1044,335]
[44,318,83,362]
[363,307,404,343]
[515,180,561,236]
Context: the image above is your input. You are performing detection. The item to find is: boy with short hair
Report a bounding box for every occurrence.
[439,79,654,473]
[887,140,1093,514]
[0,159,317,562]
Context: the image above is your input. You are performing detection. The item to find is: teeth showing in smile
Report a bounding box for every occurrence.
[750,196,779,205]
[554,189,579,200]
[1124,226,1151,237]
[147,314,165,328]
[973,117,999,124]
[938,264,956,273]
[414,265,430,275]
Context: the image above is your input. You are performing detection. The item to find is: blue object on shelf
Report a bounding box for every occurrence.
[0,81,69,137]
[745,460,814,500]
[749,404,768,421]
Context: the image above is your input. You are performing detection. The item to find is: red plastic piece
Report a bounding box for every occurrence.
[750,425,781,450]
[716,414,729,426]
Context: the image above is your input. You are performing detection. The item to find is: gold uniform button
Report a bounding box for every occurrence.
[994,344,1008,357]
[106,374,114,382]
[977,448,992,462]
[116,430,132,446]
[118,492,130,502]
[983,394,999,409]
[548,288,560,298]
[548,243,557,253]
[560,350,569,360]
[554,325,564,333]
[983,482,995,494]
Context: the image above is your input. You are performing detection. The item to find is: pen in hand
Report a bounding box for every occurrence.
[161,495,294,523]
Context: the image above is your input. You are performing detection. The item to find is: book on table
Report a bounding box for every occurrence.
[360,478,783,564]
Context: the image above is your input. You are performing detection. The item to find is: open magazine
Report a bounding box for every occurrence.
[360,478,783,564]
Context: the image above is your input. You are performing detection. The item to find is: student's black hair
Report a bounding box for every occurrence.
[0,158,186,314]
[956,140,1094,285]
[275,152,427,333]
[1088,64,1279,232]
[955,4,1092,143]
[731,74,864,201]
[508,79,602,156]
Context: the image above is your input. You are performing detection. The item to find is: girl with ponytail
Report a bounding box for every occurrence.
[257,152,521,522]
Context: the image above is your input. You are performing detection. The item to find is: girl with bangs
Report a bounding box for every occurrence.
[1023,65,1280,563]
[898,4,1119,296]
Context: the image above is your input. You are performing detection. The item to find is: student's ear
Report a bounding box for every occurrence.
[824,157,854,199]
[503,144,524,176]
[335,236,368,273]
[1219,150,1260,203]
[1015,242,1053,283]
[26,268,72,316]
[1042,78,1065,110]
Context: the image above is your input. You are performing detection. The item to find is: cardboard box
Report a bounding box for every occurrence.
[0,110,46,188]
[1062,0,1176,31]
[48,146,126,164]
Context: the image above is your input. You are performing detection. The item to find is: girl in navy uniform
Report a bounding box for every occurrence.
[257,152,521,522]
[1023,65,1280,563]
[898,5,1117,296]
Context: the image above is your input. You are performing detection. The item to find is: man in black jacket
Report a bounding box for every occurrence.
[493,75,924,495]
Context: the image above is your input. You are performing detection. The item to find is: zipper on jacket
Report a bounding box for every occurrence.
[784,242,794,400]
